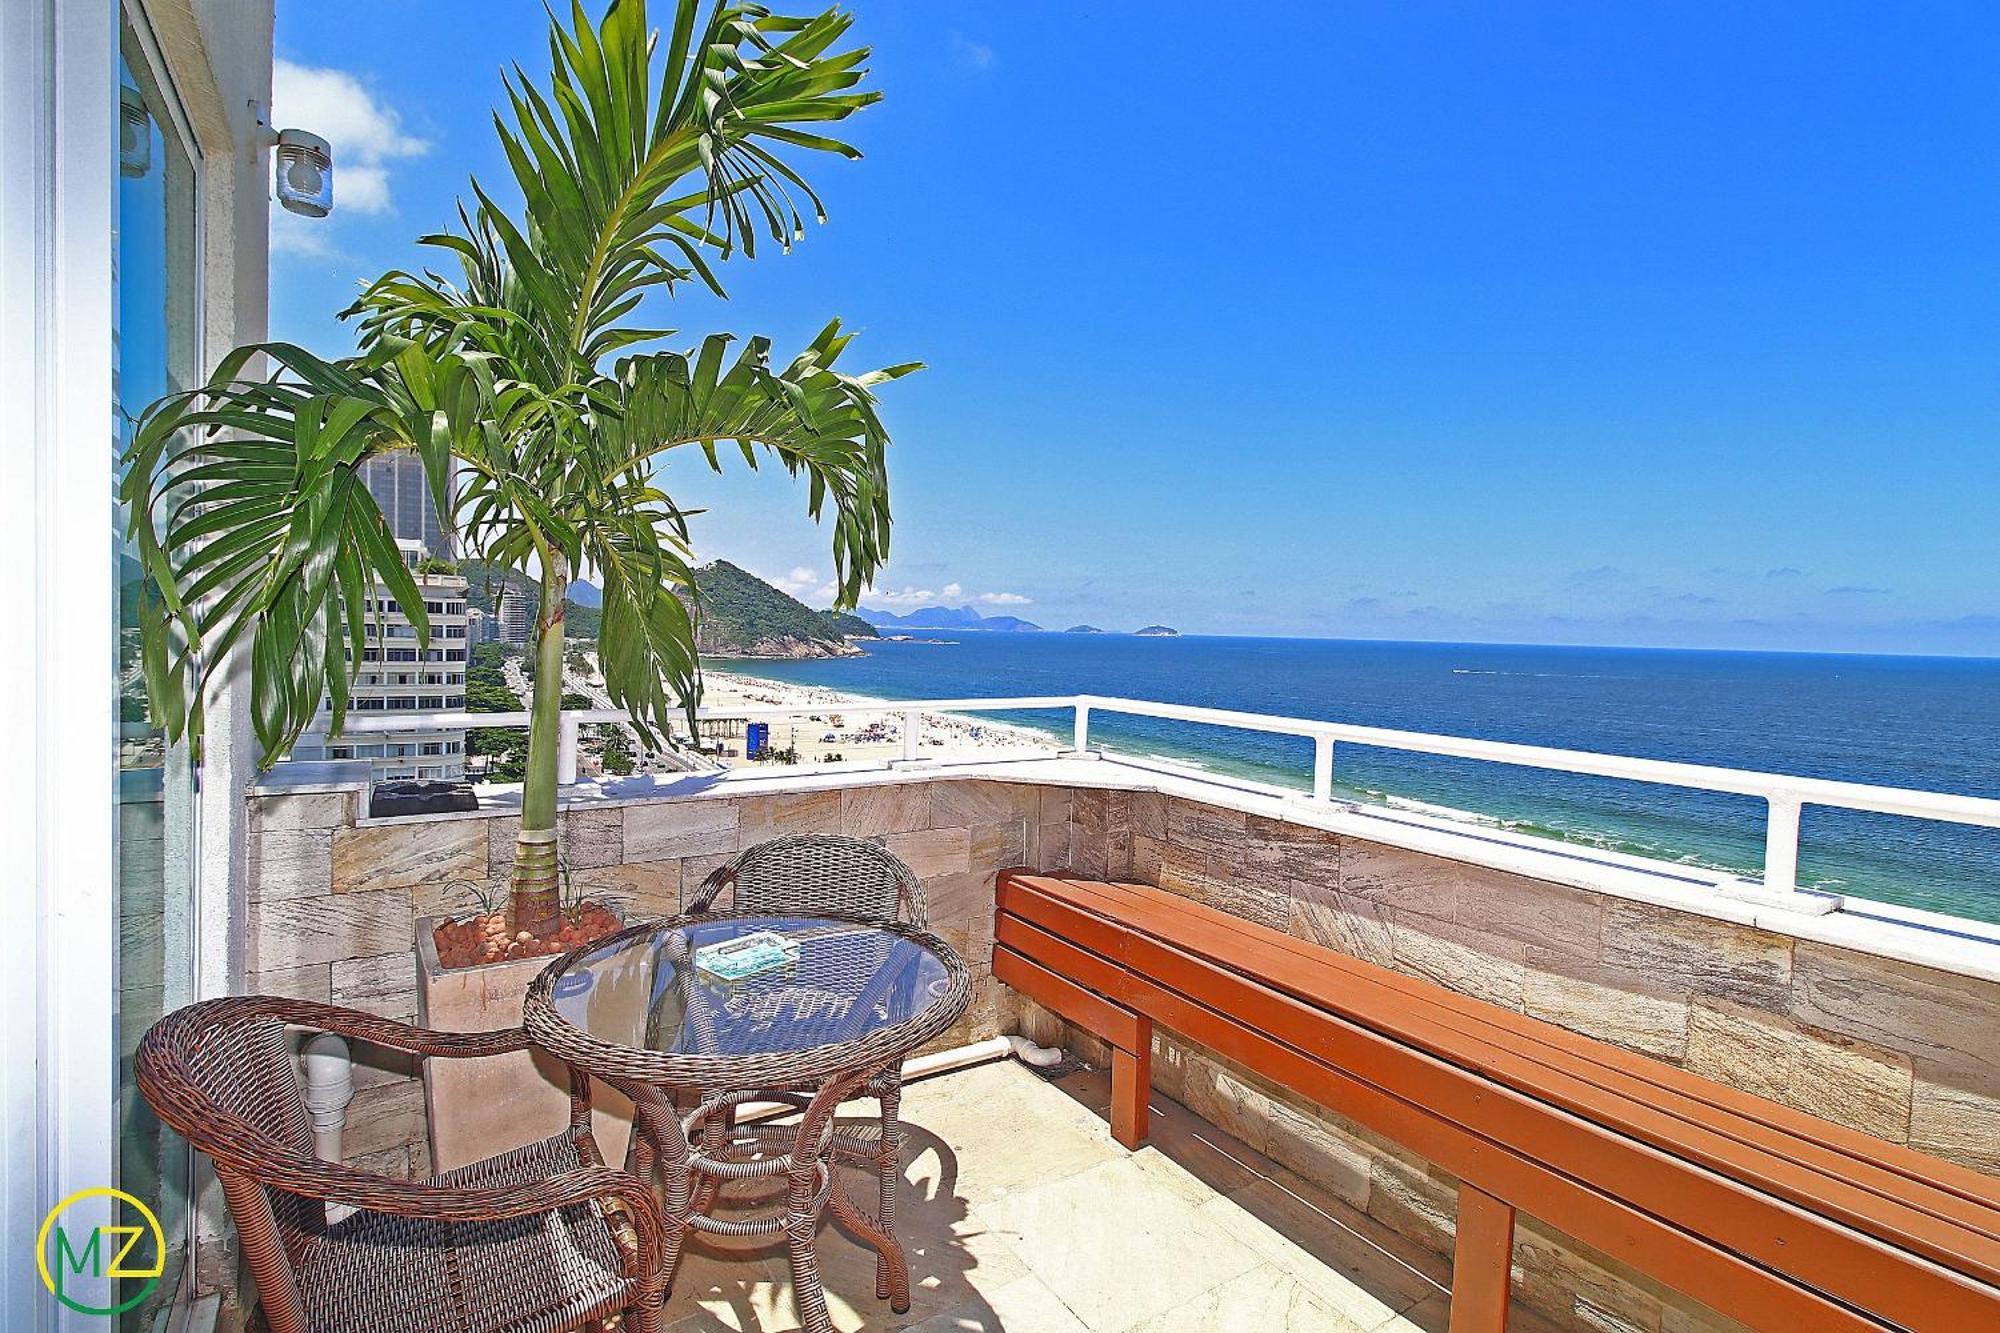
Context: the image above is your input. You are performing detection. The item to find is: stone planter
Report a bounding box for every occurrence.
[415,914,635,1173]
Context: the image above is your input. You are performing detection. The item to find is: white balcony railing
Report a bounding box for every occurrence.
[327,694,2000,907]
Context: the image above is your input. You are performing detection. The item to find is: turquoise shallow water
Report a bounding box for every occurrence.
[717,635,2000,926]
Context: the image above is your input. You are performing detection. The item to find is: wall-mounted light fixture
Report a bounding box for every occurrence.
[119,85,152,178]
[274,128,333,217]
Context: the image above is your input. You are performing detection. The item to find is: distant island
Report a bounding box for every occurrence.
[857,604,1043,633]
[1064,625,1106,634]
[1135,625,1180,637]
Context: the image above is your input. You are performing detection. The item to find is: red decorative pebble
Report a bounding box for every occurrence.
[433,901,621,970]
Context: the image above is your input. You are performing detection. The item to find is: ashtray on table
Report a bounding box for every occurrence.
[694,930,801,983]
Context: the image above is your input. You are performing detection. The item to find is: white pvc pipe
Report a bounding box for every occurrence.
[730,1033,1064,1124]
[300,1032,354,1161]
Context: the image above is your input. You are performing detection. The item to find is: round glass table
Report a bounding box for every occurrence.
[524,912,970,1333]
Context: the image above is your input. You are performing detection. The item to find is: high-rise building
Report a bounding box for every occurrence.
[361,450,451,558]
[498,581,536,645]
[291,540,470,781]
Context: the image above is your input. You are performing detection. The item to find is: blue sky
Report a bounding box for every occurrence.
[272,2,2000,654]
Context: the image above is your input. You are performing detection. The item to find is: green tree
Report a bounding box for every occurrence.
[121,0,915,937]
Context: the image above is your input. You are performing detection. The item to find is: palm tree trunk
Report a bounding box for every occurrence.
[509,556,569,937]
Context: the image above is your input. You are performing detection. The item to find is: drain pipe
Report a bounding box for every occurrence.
[301,1033,355,1161]
[733,1033,1064,1124]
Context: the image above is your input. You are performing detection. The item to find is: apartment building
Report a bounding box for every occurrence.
[290,540,470,781]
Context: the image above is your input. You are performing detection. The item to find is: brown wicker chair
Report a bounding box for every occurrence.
[687,834,927,1306]
[135,996,665,1333]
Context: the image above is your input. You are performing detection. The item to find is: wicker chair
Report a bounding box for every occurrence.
[687,834,927,1307]
[135,997,665,1333]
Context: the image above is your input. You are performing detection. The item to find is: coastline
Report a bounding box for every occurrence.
[701,667,1063,764]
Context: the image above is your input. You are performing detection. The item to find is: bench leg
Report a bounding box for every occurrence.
[1449,1183,1515,1333]
[1110,1019,1152,1149]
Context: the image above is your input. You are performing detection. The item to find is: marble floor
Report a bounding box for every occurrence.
[654,1058,1555,1333]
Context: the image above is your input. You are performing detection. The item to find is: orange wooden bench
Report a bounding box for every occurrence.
[993,871,2000,1333]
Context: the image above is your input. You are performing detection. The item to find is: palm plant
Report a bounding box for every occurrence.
[122,0,917,938]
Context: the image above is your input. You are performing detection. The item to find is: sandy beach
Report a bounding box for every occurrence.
[698,668,1061,766]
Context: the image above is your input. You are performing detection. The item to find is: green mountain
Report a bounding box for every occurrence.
[691,560,872,657]
[453,558,869,656]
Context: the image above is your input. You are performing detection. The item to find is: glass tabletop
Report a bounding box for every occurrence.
[544,914,958,1064]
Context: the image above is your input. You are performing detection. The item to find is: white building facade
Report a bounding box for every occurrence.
[292,541,471,782]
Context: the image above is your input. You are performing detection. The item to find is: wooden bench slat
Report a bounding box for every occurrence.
[998,876,2000,1330]
[1039,874,2000,1235]
[1057,874,2000,1214]
[995,902,1893,1332]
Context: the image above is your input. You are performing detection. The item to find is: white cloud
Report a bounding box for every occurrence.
[272,58,428,218]
[866,582,965,609]
[762,566,840,603]
[975,591,1031,605]
[950,35,996,70]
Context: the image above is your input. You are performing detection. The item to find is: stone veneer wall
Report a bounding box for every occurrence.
[242,778,1079,1179]
[242,774,2000,1331]
[1043,786,2000,1333]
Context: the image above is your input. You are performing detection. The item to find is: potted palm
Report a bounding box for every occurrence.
[123,0,915,952]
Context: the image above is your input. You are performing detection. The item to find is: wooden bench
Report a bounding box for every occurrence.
[993,871,2000,1333]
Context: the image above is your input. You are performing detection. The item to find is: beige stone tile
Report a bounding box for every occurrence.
[1789,942,2000,1096]
[339,1078,427,1160]
[887,826,973,880]
[1128,1265,1382,1333]
[333,819,486,894]
[247,964,332,1003]
[573,859,680,918]
[1128,791,1169,842]
[1166,798,1248,855]
[926,869,998,931]
[1129,834,1165,885]
[903,1273,1089,1333]
[330,949,418,1021]
[1521,951,1690,1060]
[795,1153,1033,1332]
[562,806,625,869]
[248,829,334,901]
[1685,996,1912,1140]
[970,820,1028,870]
[1257,1102,1376,1211]
[1197,1173,1442,1328]
[1448,867,1603,960]
[251,889,414,970]
[842,783,931,837]
[978,1155,1263,1331]
[681,852,737,908]
[1038,787,1074,825]
[1070,829,1111,880]
[1336,842,1458,919]
[1158,843,1288,931]
[248,791,353,833]
[1291,880,1395,968]
[738,790,842,846]
[932,780,1040,830]
[628,799,739,862]
[1364,1154,1458,1256]
[1908,1077,2000,1174]
[1600,900,1793,1009]
[1508,1217,1665,1333]
[1389,913,1526,1011]
[898,1061,1125,1204]
[1034,823,1074,872]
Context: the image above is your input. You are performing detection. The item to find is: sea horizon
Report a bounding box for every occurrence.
[716,633,2000,926]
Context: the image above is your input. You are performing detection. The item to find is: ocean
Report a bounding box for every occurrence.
[718,635,2000,926]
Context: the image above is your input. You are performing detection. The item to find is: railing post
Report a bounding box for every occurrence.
[1313,735,1335,802]
[1763,791,1802,896]
[902,709,921,763]
[557,713,580,785]
[1073,702,1091,753]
